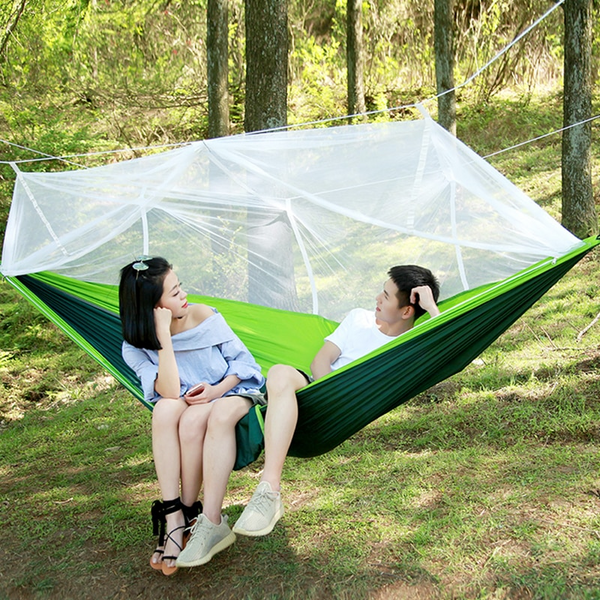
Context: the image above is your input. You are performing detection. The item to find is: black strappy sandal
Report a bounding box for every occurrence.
[182,500,203,544]
[150,500,167,571]
[150,498,186,576]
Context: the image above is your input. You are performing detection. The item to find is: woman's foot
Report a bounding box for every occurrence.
[150,545,164,570]
[149,498,186,575]
[149,499,167,571]
[182,500,203,545]
[161,509,186,576]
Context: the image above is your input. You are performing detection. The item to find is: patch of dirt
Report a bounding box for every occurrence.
[370,581,441,599]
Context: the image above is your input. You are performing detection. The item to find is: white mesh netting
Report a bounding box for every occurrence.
[1,115,582,321]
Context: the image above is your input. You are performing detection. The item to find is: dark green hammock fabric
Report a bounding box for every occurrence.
[6,236,599,469]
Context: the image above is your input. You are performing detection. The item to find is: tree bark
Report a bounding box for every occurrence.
[244,0,287,132]
[347,0,365,117]
[434,0,456,135]
[207,0,229,138]
[0,0,28,61]
[561,0,597,237]
[244,0,297,310]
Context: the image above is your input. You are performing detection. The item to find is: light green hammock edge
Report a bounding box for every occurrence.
[4,235,599,468]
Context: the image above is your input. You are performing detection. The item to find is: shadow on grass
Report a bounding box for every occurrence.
[0,387,439,600]
[4,368,600,599]
[2,262,600,598]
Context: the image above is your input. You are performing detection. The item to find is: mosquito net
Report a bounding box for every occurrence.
[1,113,583,322]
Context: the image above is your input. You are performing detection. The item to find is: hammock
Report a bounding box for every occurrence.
[2,113,596,468]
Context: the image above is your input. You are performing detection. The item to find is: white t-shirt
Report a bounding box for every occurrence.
[325,308,397,371]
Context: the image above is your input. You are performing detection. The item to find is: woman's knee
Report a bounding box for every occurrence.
[152,397,186,428]
[207,397,250,431]
[178,405,211,442]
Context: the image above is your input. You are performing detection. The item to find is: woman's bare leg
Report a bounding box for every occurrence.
[150,397,187,568]
[179,403,213,508]
[202,396,252,524]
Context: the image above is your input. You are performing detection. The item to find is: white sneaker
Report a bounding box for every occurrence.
[233,481,284,537]
[175,514,236,568]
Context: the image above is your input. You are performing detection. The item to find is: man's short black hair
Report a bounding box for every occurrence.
[387,265,440,320]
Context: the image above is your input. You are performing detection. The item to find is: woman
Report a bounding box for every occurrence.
[119,256,265,575]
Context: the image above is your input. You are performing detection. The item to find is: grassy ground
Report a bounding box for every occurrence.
[1,93,600,599]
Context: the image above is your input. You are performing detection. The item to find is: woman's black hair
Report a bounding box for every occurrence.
[119,257,172,350]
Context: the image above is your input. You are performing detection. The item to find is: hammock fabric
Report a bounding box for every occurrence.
[1,114,597,469]
[4,235,598,469]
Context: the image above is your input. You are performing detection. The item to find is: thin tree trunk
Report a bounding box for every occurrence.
[244,0,297,310]
[561,0,597,237]
[434,0,456,135]
[347,0,365,117]
[207,0,229,138]
[244,0,287,132]
[0,0,28,60]
[207,0,230,275]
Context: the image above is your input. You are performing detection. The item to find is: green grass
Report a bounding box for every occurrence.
[0,91,600,599]
[1,252,599,599]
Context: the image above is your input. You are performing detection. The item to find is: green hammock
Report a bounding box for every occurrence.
[5,235,598,469]
[2,117,597,469]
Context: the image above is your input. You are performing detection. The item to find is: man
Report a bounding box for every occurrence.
[233,264,440,537]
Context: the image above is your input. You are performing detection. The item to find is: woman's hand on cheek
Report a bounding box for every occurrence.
[154,307,172,335]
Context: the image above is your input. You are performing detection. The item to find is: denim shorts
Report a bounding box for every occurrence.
[236,391,267,406]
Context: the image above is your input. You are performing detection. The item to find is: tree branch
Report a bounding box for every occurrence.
[0,0,28,61]
[577,310,600,342]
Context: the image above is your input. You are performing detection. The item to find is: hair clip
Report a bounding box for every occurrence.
[133,255,151,278]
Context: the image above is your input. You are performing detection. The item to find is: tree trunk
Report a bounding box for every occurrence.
[207,0,229,138]
[347,0,365,117]
[561,0,597,237]
[244,0,287,132]
[434,0,456,135]
[0,0,28,61]
[244,0,297,310]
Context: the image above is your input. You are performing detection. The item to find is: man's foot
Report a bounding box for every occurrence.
[232,481,284,537]
[176,515,236,568]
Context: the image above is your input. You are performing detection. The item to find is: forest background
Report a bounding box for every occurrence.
[1,0,600,599]
[1,0,599,155]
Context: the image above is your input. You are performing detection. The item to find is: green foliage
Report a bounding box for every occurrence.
[288,35,345,123]
[1,0,593,148]
[1,103,100,161]
[1,0,213,143]
[2,0,209,97]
